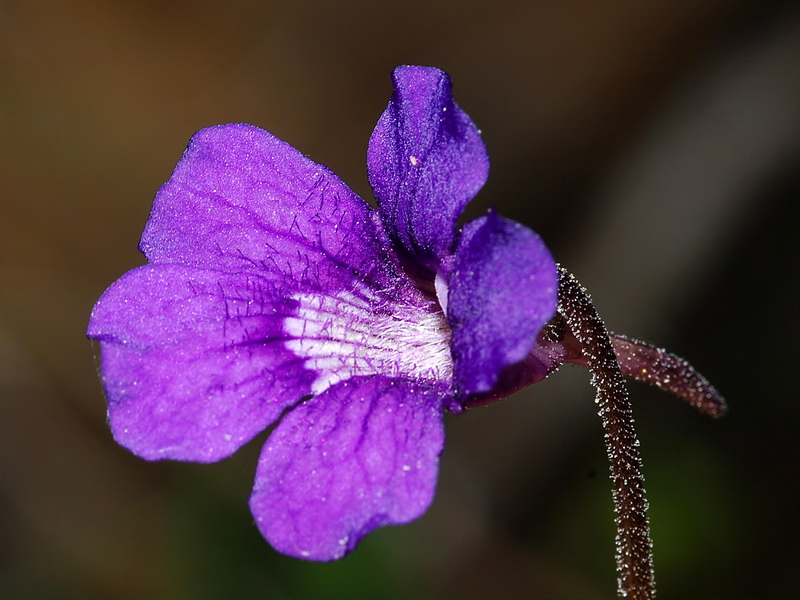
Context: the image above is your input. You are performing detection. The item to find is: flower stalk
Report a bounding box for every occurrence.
[557,267,655,599]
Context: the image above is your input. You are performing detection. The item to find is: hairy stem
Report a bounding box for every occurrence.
[557,267,655,599]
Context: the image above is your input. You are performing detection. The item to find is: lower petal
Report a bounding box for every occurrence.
[88,264,316,462]
[249,375,446,561]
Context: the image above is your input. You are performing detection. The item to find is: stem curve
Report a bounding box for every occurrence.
[557,267,655,600]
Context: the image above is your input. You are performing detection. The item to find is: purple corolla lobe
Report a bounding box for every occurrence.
[368,65,489,270]
[447,211,558,396]
[87,65,558,560]
[250,375,446,561]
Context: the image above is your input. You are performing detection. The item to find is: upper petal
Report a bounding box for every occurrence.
[249,375,446,561]
[367,66,489,270]
[446,212,558,396]
[142,123,392,291]
[87,264,316,462]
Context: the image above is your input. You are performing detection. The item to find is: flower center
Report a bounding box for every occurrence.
[283,290,453,395]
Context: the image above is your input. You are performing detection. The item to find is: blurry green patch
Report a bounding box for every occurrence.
[543,428,739,597]
[644,439,739,597]
[547,459,619,594]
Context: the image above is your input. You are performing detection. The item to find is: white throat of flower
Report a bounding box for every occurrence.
[283,290,452,395]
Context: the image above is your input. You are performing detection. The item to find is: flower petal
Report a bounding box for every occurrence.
[142,123,392,291]
[249,376,446,561]
[87,264,316,462]
[447,212,558,396]
[367,66,489,270]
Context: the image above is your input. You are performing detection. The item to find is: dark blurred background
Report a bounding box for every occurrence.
[1,1,798,598]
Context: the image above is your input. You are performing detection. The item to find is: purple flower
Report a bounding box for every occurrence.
[89,66,727,599]
[87,66,560,560]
